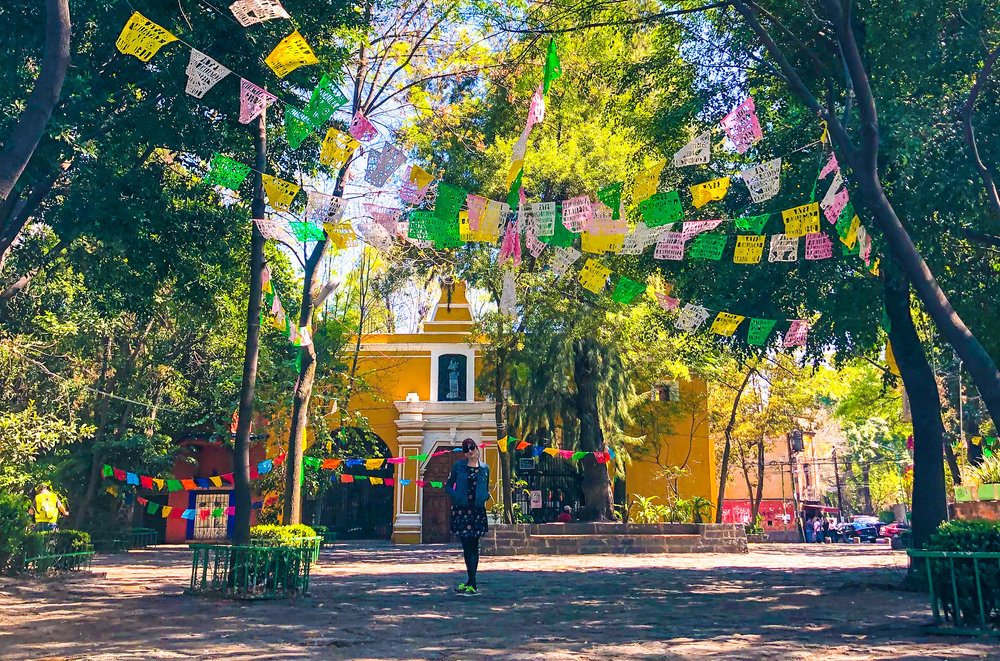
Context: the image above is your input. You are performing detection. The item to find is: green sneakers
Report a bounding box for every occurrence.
[454,583,478,595]
[463,585,478,595]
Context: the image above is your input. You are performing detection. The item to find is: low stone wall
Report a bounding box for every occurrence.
[950,500,1000,521]
[480,522,748,555]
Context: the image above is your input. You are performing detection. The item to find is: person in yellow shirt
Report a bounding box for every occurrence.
[28,484,69,531]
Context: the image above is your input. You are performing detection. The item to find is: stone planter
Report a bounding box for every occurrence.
[977,484,1000,501]
[745,533,769,543]
[479,522,748,555]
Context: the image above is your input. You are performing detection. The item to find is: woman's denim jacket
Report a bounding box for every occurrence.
[446,460,490,507]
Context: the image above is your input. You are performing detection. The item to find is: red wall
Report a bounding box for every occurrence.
[722,499,795,531]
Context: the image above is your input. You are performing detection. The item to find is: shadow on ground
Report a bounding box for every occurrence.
[0,543,993,661]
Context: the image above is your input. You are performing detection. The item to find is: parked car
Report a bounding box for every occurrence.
[880,521,909,538]
[843,521,881,543]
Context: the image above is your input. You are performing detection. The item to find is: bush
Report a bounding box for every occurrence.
[311,525,328,535]
[925,519,1000,552]
[249,524,317,547]
[0,493,31,574]
[969,453,1000,486]
[922,519,1000,629]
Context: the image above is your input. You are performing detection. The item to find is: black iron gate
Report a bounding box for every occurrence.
[316,479,393,540]
[513,453,584,523]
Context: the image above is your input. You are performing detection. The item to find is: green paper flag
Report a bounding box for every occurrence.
[736,213,769,234]
[688,234,727,260]
[835,202,855,239]
[611,276,645,304]
[305,74,347,127]
[572,451,588,460]
[407,210,437,241]
[747,318,777,346]
[203,153,250,191]
[540,208,577,247]
[436,182,467,222]
[147,502,160,515]
[211,507,224,517]
[102,465,113,478]
[288,221,326,242]
[842,241,860,257]
[303,457,322,468]
[430,481,443,488]
[639,191,683,228]
[507,168,524,210]
[543,39,562,94]
[285,107,313,149]
[597,182,622,220]
[412,453,429,461]
[166,479,182,492]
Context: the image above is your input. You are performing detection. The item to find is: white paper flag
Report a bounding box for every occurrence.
[654,231,686,260]
[356,221,394,252]
[676,304,711,332]
[305,192,347,225]
[820,171,844,209]
[185,49,230,99]
[673,131,711,167]
[530,201,556,236]
[229,0,290,27]
[550,246,581,275]
[499,272,517,317]
[740,158,781,203]
[768,233,799,262]
[254,218,295,245]
[365,144,407,187]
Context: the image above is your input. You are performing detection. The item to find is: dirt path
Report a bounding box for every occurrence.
[0,543,994,660]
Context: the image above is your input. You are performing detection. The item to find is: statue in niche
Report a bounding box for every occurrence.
[437,354,467,402]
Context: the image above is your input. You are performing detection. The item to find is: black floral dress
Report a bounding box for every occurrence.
[450,466,489,539]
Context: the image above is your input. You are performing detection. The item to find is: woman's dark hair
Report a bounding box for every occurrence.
[461,438,477,452]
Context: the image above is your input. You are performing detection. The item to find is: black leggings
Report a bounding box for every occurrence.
[460,536,480,588]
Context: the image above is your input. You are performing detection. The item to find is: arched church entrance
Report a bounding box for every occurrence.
[311,428,394,540]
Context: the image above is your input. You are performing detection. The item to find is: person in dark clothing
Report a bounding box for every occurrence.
[821,517,831,543]
[445,438,490,595]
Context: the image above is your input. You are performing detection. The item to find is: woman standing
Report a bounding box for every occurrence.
[445,438,489,595]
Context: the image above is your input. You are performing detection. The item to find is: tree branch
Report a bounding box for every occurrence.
[957,41,1000,220]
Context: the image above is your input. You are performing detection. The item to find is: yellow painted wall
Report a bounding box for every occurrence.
[624,379,716,512]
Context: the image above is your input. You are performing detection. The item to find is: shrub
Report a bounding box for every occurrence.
[922,519,1000,630]
[249,524,317,547]
[969,453,1000,486]
[0,493,31,574]
[311,525,327,535]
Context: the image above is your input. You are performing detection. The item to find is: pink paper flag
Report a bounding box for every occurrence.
[804,232,833,260]
[784,320,809,347]
[819,152,839,179]
[655,292,680,310]
[823,188,850,225]
[558,450,574,459]
[416,480,427,487]
[526,84,545,132]
[499,215,521,266]
[519,186,527,208]
[239,78,277,124]
[561,195,592,232]
[384,478,395,486]
[525,224,547,258]
[654,231,686,260]
[349,111,378,141]
[387,457,405,464]
[225,506,235,515]
[681,219,723,241]
[720,96,763,153]
[466,194,487,231]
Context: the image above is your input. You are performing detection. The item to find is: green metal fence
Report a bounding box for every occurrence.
[187,544,314,600]
[128,528,160,548]
[23,550,95,573]
[908,550,1000,634]
[248,536,322,563]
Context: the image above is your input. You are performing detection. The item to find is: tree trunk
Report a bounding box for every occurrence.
[884,275,947,548]
[232,111,267,544]
[943,440,961,485]
[573,338,613,521]
[751,440,765,524]
[860,463,873,514]
[282,341,315,525]
[0,0,71,202]
[715,369,755,523]
[493,372,513,524]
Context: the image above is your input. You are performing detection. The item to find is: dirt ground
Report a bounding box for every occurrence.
[0,543,996,661]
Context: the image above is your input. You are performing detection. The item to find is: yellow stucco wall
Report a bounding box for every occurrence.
[624,379,716,514]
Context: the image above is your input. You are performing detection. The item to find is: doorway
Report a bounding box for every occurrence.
[422,448,460,543]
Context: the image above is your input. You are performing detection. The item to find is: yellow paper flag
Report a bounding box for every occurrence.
[581,232,624,254]
[319,128,359,169]
[370,477,383,486]
[116,12,178,62]
[578,259,612,293]
[709,312,745,336]
[365,458,385,470]
[209,476,223,488]
[323,221,358,251]
[264,31,320,78]
[409,165,434,189]
[543,448,560,457]
[733,235,766,264]
[632,160,666,204]
[886,341,900,377]
[498,437,509,453]
[161,506,173,518]
[689,177,730,209]
[972,436,983,446]
[840,214,860,249]
[506,160,524,188]
[152,478,164,491]
[782,202,820,238]
[262,174,300,211]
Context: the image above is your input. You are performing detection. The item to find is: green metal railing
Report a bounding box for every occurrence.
[908,550,1000,634]
[128,528,160,548]
[321,531,338,547]
[187,544,314,600]
[248,536,322,563]
[23,550,95,573]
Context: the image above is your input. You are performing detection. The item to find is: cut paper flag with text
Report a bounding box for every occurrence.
[240,79,277,124]
[185,50,230,99]
[720,96,763,154]
[673,131,711,167]
[229,0,291,27]
[689,177,730,209]
[264,31,319,78]
[116,13,177,62]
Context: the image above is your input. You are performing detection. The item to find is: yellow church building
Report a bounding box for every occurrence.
[337,280,716,543]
